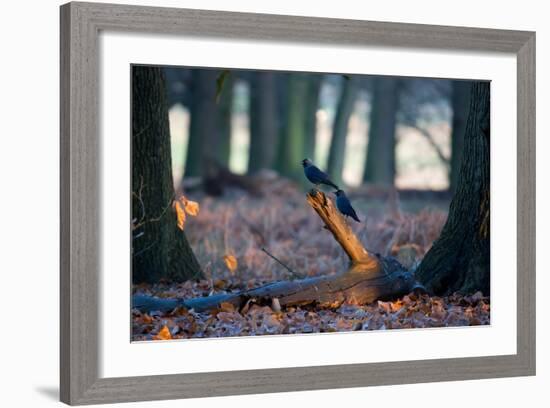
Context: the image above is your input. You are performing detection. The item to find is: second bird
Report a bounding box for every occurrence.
[334,189,361,222]
[302,158,339,190]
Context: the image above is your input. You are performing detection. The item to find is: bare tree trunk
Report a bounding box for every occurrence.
[276,73,309,182]
[327,77,359,186]
[450,80,472,192]
[416,81,490,295]
[304,75,323,160]
[363,77,399,185]
[216,75,234,168]
[248,72,278,173]
[185,69,219,177]
[132,66,203,283]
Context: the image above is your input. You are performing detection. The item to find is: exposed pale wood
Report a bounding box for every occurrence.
[307,190,371,262]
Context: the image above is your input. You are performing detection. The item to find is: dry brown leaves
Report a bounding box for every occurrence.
[132,180,484,342]
[132,280,490,341]
[181,181,447,284]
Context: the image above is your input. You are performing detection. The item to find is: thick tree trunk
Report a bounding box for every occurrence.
[185,69,218,177]
[450,81,472,193]
[248,72,278,173]
[132,66,203,283]
[133,190,416,312]
[327,77,359,186]
[415,81,490,295]
[363,77,399,185]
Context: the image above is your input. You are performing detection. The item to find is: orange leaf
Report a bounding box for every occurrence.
[223,255,238,272]
[154,325,172,340]
[184,200,200,216]
[173,200,186,230]
[219,302,236,313]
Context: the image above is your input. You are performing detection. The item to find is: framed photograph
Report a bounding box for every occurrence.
[60,1,535,405]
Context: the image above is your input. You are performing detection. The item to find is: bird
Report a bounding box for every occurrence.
[301,158,339,190]
[334,189,361,222]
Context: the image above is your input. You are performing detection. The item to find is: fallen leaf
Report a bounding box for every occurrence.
[213,279,227,289]
[223,255,238,272]
[173,200,186,230]
[184,200,200,216]
[141,313,153,324]
[153,325,172,340]
[219,302,236,313]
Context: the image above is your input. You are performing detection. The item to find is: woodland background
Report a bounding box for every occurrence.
[131,66,491,340]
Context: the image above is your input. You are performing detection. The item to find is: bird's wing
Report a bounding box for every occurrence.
[310,166,329,180]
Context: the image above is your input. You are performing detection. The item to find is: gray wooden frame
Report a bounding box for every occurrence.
[60,1,536,405]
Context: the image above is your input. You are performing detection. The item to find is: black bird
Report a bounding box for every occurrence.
[334,189,361,222]
[301,158,339,190]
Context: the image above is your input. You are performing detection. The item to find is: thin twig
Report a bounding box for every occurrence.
[236,212,267,246]
[132,191,176,231]
[132,176,146,229]
[133,240,157,257]
[261,247,305,280]
[408,124,450,168]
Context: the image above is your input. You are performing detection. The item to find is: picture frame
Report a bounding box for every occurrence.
[60,1,535,405]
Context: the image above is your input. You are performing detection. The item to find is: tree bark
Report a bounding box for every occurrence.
[303,75,323,160]
[132,66,203,283]
[276,73,309,181]
[185,69,218,177]
[248,72,278,173]
[327,77,359,186]
[415,81,490,295]
[450,80,472,193]
[363,77,399,185]
[216,75,234,168]
[133,190,416,312]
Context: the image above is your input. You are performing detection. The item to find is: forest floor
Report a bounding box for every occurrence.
[132,177,490,341]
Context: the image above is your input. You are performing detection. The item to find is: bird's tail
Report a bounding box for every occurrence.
[326,180,339,190]
[351,213,361,223]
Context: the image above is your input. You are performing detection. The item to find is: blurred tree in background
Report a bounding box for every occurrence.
[162,66,473,193]
[248,71,278,173]
[327,76,359,187]
[363,77,399,186]
[185,69,218,177]
[275,73,310,181]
